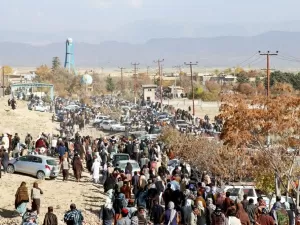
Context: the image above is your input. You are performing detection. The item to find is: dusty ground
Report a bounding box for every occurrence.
[0,172,106,225]
[163,99,220,118]
[0,97,106,225]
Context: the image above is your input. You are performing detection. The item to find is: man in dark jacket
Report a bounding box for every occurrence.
[246,198,256,225]
[151,199,164,225]
[42,206,58,225]
[104,174,116,199]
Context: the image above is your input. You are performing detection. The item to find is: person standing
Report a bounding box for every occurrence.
[15,182,29,216]
[72,154,83,182]
[92,158,101,184]
[43,206,58,225]
[116,208,131,225]
[164,201,178,225]
[61,157,70,182]
[64,203,84,225]
[57,142,66,164]
[31,182,43,215]
[100,198,115,225]
[1,148,9,174]
[151,199,165,225]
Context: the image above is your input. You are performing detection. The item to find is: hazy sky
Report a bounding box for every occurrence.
[2,0,300,32]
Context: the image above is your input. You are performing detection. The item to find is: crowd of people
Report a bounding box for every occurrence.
[1,96,298,225]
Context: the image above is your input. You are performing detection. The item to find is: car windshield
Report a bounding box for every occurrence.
[46,159,58,166]
[119,162,139,169]
[226,188,241,196]
[114,155,129,162]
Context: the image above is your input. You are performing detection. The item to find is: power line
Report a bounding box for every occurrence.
[274,55,300,63]
[184,61,198,117]
[118,67,126,94]
[131,62,139,104]
[259,51,279,97]
[248,57,266,67]
[154,59,164,109]
[237,52,259,67]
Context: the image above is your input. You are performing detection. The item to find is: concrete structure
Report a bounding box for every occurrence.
[142,84,157,102]
[64,38,76,74]
[11,83,54,101]
[168,86,184,98]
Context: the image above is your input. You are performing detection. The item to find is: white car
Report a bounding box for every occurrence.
[111,124,126,132]
[99,120,118,130]
[34,104,49,112]
[93,115,110,124]
[223,185,258,204]
[63,104,80,111]
[175,120,189,130]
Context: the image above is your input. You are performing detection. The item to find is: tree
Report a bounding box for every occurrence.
[214,69,220,76]
[237,83,255,96]
[52,57,61,71]
[234,67,244,74]
[2,65,13,75]
[35,65,51,79]
[205,81,221,93]
[219,93,300,196]
[158,127,253,183]
[236,73,250,83]
[223,68,232,75]
[106,75,115,94]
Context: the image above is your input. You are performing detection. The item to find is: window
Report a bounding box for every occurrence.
[148,89,152,91]
[46,160,57,166]
[243,188,254,197]
[32,157,42,163]
[19,156,30,162]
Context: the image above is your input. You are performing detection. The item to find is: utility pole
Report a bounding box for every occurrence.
[184,62,198,117]
[1,66,4,97]
[259,51,279,197]
[173,65,183,98]
[154,59,164,110]
[118,67,126,94]
[131,62,139,104]
[259,51,278,97]
[146,66,150,76]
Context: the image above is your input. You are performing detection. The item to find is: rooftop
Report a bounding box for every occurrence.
[142,84,157,88]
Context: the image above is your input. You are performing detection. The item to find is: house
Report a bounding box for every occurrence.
[142,84,157,102]
[167,86,184,98]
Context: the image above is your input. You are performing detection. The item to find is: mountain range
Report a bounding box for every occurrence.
[2,31,300,68]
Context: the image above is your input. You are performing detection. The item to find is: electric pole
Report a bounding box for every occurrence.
[154,59,164,110]
[146,66,150,76]
[1,66,4,97]
[173,65,183,98]
[131,62,139,104]
[259,51,278,97]
[118,67,126,94]
[184,62,198,117]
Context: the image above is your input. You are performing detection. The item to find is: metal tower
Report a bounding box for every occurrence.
[64,38,76,74]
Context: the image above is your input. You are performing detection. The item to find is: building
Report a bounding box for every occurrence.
[142,84,157,102]
[167,86,184,98]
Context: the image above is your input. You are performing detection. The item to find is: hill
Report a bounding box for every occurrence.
[1,31,300,68]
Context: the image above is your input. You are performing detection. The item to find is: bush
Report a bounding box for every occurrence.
[205,81,221,93]
[200,91,219,101]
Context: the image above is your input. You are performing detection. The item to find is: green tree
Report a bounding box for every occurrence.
[52,57,61,71]
[106,75,115,94]
[236,72,250,83]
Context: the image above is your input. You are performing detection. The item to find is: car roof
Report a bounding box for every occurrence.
[114,153,129,156]
[117,160,139,164]
[26,155,56,160]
